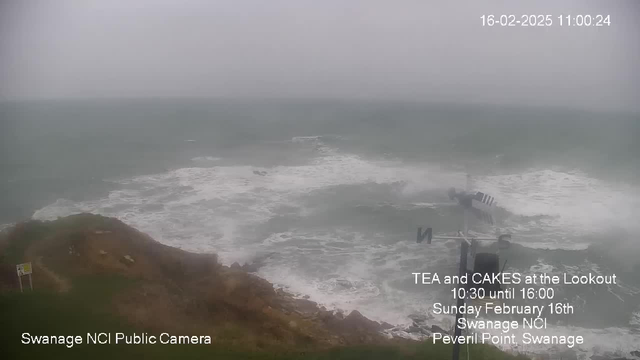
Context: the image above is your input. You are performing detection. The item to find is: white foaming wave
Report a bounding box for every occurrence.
[32,149,456,265]
[191,156,221,162]
[259,229,382,312]
[388,202,446,211]
[257,227,454,326]
[33,167,285,262]
[0,222,14,233]
[291,136,323,143]
[177,152,456,198]
[529,258,555,274]
[474,169,640,235]
[259,260,425,327]
[30,147,639,355]
[259,263,394,320]
[33,198,96,219]
[270,154,456,194]
[290,135,347,143]
[631,308,640,327]
[481,322,640,358]
[518,242,591,251]
[523,260,637,309]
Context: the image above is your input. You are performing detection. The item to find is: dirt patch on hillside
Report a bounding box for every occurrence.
[34,256,71,292]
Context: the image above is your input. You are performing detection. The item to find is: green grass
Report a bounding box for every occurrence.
[0,277,528,360]
[1,214,117,264]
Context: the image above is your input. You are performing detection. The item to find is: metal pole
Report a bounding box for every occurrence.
[28,274,33,291]
[463,209,469,238]
[452,240,469,360]
[463,173,471,238]
[18,275,23,293]
[453,173,473,360]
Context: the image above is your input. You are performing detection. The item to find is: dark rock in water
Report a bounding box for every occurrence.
[293,298,319,315]
[241,263,259,272]
[431,325,449,335]
[407,325,422,334]
[230,262,242,270]
[316,310,335,324]
[631,351,640,357]
[336,279,352,288]
[276,288,287,297]
[408,314,428,324]
[253,170,267,176]
[240,253,273,272]
[380,322,394,330]
[343,310,382,332]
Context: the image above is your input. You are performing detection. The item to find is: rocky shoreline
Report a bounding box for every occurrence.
[0,214,414,349]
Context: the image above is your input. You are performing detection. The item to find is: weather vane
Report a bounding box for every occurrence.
[416,173,512,360]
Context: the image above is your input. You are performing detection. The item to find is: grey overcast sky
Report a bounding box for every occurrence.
[1,0,638,112]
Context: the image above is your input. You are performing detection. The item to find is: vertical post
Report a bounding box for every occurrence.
[28,274,33,291]
[463,173,471,237]
[18,275,23,293]
[463,209,469,238]
[452,241,469,360]
[455,173,472,360]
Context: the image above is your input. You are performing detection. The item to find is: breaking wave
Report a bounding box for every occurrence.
[31,137,640,358]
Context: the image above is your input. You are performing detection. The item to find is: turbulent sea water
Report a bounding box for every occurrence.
[2,100,640,358]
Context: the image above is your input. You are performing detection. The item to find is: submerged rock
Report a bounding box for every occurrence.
[408,314,428,324]
[380,322,394,330]
[407,325,421,334]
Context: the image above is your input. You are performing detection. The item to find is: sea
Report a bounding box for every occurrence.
[2,99,639,358]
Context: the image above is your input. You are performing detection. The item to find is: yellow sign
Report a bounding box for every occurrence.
[16,262,32,276]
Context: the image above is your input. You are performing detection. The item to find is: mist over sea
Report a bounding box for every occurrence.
[2,99,640,356]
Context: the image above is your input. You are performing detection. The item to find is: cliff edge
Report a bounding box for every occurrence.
[0,214,398,349]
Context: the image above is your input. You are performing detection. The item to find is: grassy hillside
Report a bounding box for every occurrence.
[0,214,528,359]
